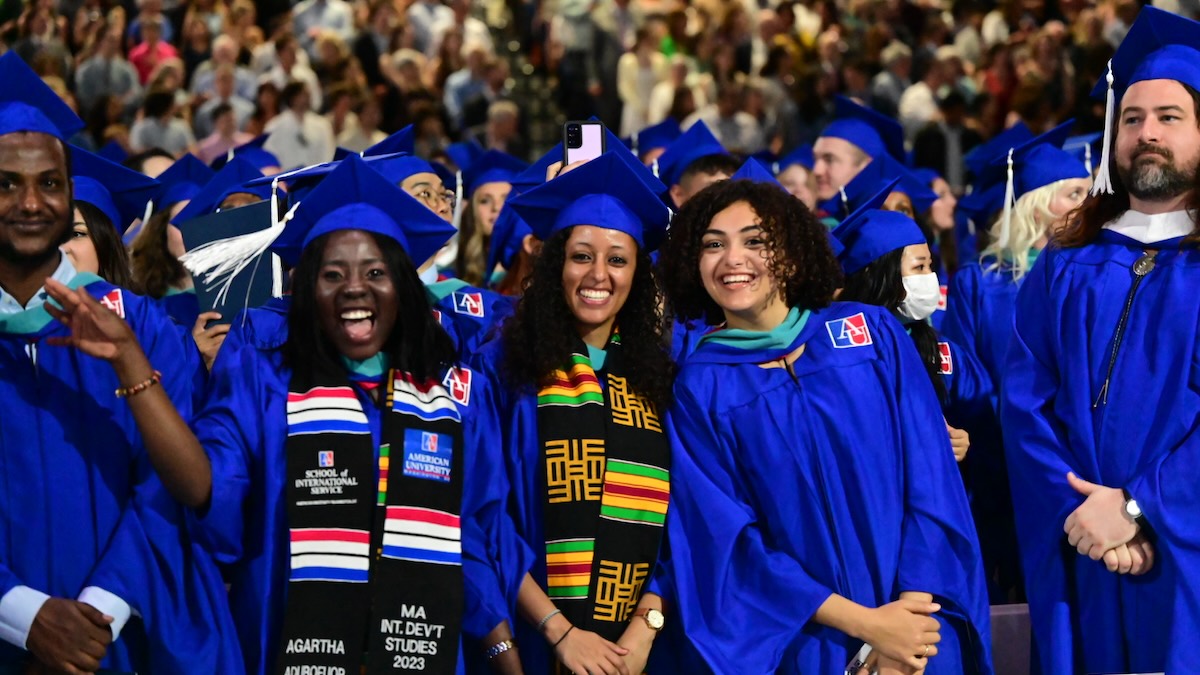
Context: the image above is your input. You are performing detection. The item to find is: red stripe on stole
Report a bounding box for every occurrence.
[287,387,358,402]
[546,371,600,388]
[291,529,370,543]
[605,482,669,501]
[547,562,592,575]
[386,506,460,528]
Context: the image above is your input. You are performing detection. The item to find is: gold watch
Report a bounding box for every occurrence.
[633,607,665,632]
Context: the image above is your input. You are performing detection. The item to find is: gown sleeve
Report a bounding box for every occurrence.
[664,380,836,674]
[943,337,993,431]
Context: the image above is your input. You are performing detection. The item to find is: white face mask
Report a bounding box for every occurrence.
[898,272,940,323]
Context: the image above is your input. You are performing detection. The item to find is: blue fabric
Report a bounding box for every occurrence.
[833,208,925,276]
[730,158,783,187]
[1001,231,1200,674]
[820,96,906,163]
[426,280,516,359]
[192,318,522,675]
[159,289,201,331]
[666,302,992,673]
[1089,6,1200,99]
[0,280,241,671]
[0,53,84,139]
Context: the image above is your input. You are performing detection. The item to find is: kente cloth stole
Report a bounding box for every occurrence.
[278,363,465,674]
[536,335,671,645]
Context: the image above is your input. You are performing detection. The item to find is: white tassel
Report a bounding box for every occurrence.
[999,148,1015,250]
[1084,143,1093,174]
[451,170,464,230]
[142,199,153,226]
[226,147,235,163]
[1091,59,1116,195]
[839,185,849,217]
[631,131,639,156]
[651,159,659,178]
[271,253,283,298]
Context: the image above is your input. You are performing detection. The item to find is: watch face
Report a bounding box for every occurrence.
[646,609,665,630]
[1127,499,1143,519]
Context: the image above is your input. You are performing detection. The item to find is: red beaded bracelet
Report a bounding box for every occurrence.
[116,370,163,398]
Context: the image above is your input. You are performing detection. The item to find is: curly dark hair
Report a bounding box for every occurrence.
[837,248,948,405]
[660,178,842,324]
[500,228,674,410]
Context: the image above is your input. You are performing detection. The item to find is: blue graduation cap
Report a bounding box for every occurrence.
[958,181,1006,228]
[507,151,672,252]
[819,151,930,218]
[991,121,1091,248]
[964,122,1033,183]
[910,167,940,187]
[332,125,416,161]
[832,179,926,275]
[889,166,939,215]
[445,140,485,171]
[210,135,280,173]
[462,150,529,196]
[629,118,682,156]
[730,158,784,188]
[655,120,728,187]
[154,154,217,207]
[1063,132,1103,174]
[820,96,906,163]
[776,144,814,174]
[975,120,1076,191]
[485,204,532,285]
[0,52,85,140]
[98,140,129,164]
[71,145,160,230]
[173,156,271,225]
[271,154,456,267]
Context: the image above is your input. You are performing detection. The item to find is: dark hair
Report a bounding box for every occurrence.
[1058,83,1200,247]
[142,89,175,119]
[74,201,134,288]
[500,228,674,409]
[678,153,742,186]
[284,232,456,381]
[661,179,842,324]
[129,206,187,299]
[124,147,175,174]
[837,248,948,404]
[281,81,309,108]
[210,102,234,124]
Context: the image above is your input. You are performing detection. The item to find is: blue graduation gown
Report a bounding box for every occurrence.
[666,302,992,674]
[160,287,201,329]
[427,280,515,358]
[0,278,242,672]
[1001,231,1200,674]
[470,342,683,674]
[191,320,519,675]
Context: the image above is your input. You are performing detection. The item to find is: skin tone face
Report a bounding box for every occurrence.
[561,225,637,349]
[400,172,453,221]
[472,181,511,237]
[812,137,869,202]
[1115,79,1200,213]
[640,146,667,167]
[699,200,790,332]
[883,191,916,219]
[1034,176,1091,247]
[670,171,730,208]
[899,243,933,278]
[315,230,399,361]
[61,208,99,274]
[140,155,174,178]
[217,192,263,210]
[0,133,71,289]
[928,177,956,232]
[776,164,817,210]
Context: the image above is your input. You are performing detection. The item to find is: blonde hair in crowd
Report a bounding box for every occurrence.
[982,178,1080,281]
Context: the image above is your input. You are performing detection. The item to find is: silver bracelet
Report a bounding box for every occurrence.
[537,608,562,632]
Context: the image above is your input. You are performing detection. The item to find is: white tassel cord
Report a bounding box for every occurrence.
[839,185,849,218]
[451,170,465,230]
[998,148,1015,250]
[1091,59,1116,195]
[1084,143,1093,174]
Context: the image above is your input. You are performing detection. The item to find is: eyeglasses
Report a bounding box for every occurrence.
[411,188,457,210]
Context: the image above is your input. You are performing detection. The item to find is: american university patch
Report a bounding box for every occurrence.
[452,291,484,317]
[100,289,125,318]
[442,368,472,406]
[826,313,873,348]
[939,342,954,374]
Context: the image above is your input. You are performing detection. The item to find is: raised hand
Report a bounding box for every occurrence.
[42,278,137,362]
[191,311,231,371]
[26,598,113,675]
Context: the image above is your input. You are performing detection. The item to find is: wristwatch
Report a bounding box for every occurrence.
[1122,488,1146,528]
[633,607,665,632]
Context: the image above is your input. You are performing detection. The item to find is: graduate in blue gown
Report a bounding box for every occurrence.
[116,155,525,674]
[657,176,992,674]
[812,96,906,224]
[942,126,1092,604]
[1001,8,1200,672]
[471,153,679,675]
[0,51,240,674]
[452,150,529,287]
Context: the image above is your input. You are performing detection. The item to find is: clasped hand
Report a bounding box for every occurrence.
[1063,472,1154,575]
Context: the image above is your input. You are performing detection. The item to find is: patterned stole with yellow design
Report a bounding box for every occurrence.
[536,335,671,644]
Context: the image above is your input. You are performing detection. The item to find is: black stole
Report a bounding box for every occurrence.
[536,336,671,646]
[278,361,466,675]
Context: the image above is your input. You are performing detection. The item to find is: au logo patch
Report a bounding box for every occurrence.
[452,291,484,318]
[937,285,948,312]
[826,312,873,348]
[402,429,453,483]
[938,342,954,375]
[431,309,443,324]
[318,450,334,467]
[100,289,125,318]
[442,368,472,406]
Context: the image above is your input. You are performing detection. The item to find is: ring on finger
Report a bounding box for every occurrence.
[923,644,930,658]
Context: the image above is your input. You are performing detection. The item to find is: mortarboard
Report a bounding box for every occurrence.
[485,204,533,285]
[337,125,416,160]
[910,168,941,187]
[629,118,682,156]
[507,151,672,252]
[818,151,931,218]
[71,145,161,230]
[270,154,457,267]
[775,144,815,174]
[1063,132,1104,174]
[992,121,1091,248]
[655,120,728,187]
[1089,6,1200,193]
[819,96,906,164]
[462,150,529,196]
[888,165,940,215]
[173,156,271,225]
[445,140,486,171]
[153,154,217,208]
[98,140,129,164]
[964,122,1033,183]
[0,52,85,140]
[179,200,281,323]
[832,178,926,275]
[730,158,785,188]
[210,135,280,173]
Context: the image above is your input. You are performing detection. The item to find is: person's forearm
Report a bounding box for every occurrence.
[811,593,871,641]
[516,574,570,644]
[483,621,522,674]
[111,347,212,509]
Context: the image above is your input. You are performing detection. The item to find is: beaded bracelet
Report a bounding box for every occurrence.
[537,608,562,633]
[116,370,163,398]
[485,639,515,660]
